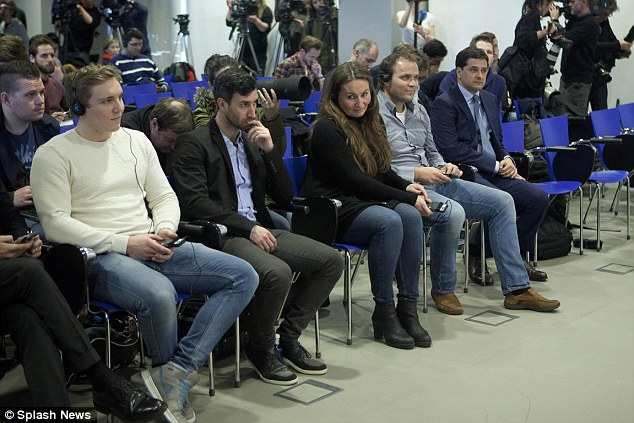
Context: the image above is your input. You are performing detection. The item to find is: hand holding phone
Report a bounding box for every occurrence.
[160,237,188,248]
[15,232,38,244]
[428,202,447,213]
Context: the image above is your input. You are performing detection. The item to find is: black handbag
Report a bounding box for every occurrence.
[499,46,550,98]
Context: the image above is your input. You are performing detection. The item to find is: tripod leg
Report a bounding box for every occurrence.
[245,34,262,75]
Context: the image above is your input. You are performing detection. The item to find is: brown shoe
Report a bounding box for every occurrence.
[523,260,548,282]
[431,289,464,315]
[504,288,560,312]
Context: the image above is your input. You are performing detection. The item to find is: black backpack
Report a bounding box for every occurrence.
[164,62,195,82]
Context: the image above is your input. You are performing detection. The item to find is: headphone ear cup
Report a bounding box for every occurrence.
[331,92,337,100]
[72,101,85,116]
[381,72,391,83]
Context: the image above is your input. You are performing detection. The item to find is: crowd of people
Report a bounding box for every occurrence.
[0,0,633,422]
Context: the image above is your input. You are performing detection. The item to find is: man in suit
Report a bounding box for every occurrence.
[432,47,550,284]
[172,68,343,386]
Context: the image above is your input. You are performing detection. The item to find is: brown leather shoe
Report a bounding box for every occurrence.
[504,288,560,312]
[523,260,548,282]
[431,289,464,315]
[466,255,494,286]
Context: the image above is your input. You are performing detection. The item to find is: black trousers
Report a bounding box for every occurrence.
[0,258,99,406]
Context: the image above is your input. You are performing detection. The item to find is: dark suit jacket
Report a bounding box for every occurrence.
[431,84,509,177]
[0,179,28,239]
[172,118,293,238]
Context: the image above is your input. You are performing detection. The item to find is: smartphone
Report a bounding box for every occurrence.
[428,202,448,213]
[160,237,188,248]
[15,232,38,244]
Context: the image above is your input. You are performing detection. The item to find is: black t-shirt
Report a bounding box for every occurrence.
[68,6,101,54]
[561,13,600,84]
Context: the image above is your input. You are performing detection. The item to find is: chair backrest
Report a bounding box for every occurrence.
[134,92,173,108]
[619,102,634,131]
[501,120,525,152]
[304,90,322,114]
[540,114,570,181]
[171,81,208,99]
[283,155,307,196]
[590,107,621,167]
[122,84,157,105]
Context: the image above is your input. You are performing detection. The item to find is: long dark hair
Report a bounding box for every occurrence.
[316,62,392,177]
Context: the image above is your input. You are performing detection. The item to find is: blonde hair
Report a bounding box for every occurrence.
[317,62,392,176]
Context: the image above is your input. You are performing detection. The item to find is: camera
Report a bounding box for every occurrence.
[231,0,258,20]
[276,0,306,37]
[596,65,612,83]
[100,0,131,27]
[52,0,80,23]
[173,14,190,36]
[549,21,566,38]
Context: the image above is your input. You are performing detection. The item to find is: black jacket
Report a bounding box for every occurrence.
[172,118,293,237]
[0,179,28,239]
[0,113,59,196]
[561,13,600,84]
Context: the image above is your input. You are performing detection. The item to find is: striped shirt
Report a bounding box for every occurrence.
[112,53,168,89]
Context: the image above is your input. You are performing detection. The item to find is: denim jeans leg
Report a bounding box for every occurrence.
[437,179,531,294]
[393,203,424,303]
[88,253,180,366]
[150,242,259,372]
[339,204,422,306]
[423,186,465,294]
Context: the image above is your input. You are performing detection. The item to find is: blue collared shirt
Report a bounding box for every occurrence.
[221,130,257,222]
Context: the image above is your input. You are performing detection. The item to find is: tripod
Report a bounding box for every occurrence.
[172,15,194,68]
[320,19,338,71]
[108,23,125,47]
[268,21,292,75]
[230,21,262,75]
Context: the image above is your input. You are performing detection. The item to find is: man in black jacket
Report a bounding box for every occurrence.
[0,60,59,235]
[121,97,194,176]
[172,68,343,386]
[0,179,166,418]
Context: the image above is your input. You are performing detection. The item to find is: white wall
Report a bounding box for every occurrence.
[21,0,634,105]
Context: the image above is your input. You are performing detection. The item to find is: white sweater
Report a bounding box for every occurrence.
[31,128,180,254]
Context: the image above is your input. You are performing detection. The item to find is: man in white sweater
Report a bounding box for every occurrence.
[31,64,259,423]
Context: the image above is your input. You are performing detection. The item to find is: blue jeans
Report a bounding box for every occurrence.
[88,242,258,372]
[339,203,423,306]
[424,179,530,295]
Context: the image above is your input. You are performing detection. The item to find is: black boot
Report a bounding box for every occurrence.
[371,304,415,349]
[396,301,432,348]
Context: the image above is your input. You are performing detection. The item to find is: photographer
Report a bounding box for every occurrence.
[395,0,436,48]
[303,0,338,73]
[120,0,151,56]
[55,0,101,66]
[511,1,560,99]
[226,0,272,75]
[550,0,599,116]
[589,0,631,111]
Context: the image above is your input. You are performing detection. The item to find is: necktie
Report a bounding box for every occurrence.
[472,95,496,161]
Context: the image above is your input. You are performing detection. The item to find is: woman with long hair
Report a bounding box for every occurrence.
[301,62,432,350]
[225,0,273,75]
[512,0,559,98]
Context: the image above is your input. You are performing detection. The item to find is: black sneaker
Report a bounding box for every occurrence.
[245,348,298,386]
[280,340,327,375]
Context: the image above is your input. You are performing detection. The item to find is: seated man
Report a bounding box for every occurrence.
[438,34,506,109]
[112,28,168,92]
[172,68,343,385]
[378,51,559,314]
[121,97,194,176]
[274,35,325,91]
[432,47,550,284]
[0,179,166,419]
[31,64,259,423]
[28,34,67,122]
[0,60,59,237]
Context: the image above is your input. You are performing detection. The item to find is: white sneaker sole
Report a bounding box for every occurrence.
[283,358,328,375]
[141,369,186,423]
[246,357,299,386]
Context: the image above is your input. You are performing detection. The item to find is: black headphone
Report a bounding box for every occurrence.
[71,86,85,116]
[380,71,392,83]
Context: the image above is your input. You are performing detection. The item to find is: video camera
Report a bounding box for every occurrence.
[231,0,258,20]
[553,0,614,19]
[276,0,306,37]
[52,0,80,23]
[100,0,132,27]
[173,14,190,36]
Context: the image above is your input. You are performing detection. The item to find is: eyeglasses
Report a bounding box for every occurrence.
[128,42,143,47]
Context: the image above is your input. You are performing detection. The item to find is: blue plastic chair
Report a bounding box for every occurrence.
[133,92,173,108]
[171,81,208,99]
[303,90,321,114]
[618,102,634,131]
[589,108,631,244]
[122,84,157,105]
[537,115,596,255]
[501,120,530,179]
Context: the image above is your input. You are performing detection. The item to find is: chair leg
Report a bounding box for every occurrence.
[609,181,621,214]
[138,328,146,368]
[596,183,602,251]
[342,249,352,346]
[480,223,485,284]
[463,221,469,293]
[579,187,584,255]
[421,229,428,313]
[626,177,631,240]
[104,310,112,369]
[208,352,215,396]
[234,318,240,388]
[314,310,321,358]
